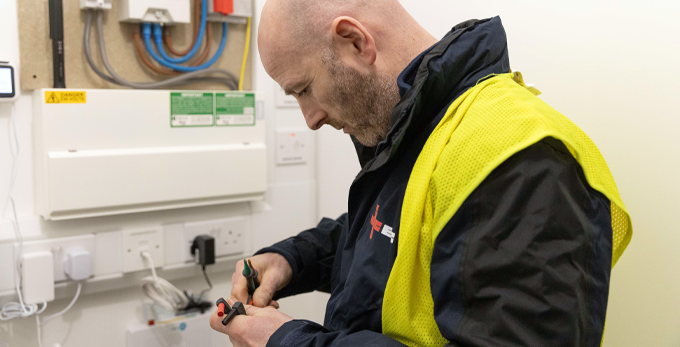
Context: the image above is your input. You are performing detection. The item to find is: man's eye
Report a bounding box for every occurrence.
[299,87,310,97]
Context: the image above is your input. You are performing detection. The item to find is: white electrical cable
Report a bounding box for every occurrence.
[140,251,188,313]
[40,282,83,326]
[0,104,47,321]
[36,315,43,347]
[36,282,83,347]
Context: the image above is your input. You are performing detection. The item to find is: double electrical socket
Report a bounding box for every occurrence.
[183,217,245,262]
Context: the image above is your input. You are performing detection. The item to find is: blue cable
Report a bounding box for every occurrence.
[143,22,228,72]
[155,0,207,63]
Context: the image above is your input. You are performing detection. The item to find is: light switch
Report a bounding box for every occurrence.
[276,130,309,165]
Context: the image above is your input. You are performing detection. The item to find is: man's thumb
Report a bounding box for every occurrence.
[252,282,276,308]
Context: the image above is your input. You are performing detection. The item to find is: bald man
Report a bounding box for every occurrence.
[210,1,631,346]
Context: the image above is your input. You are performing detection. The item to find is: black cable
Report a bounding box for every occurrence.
[199,265,213,300]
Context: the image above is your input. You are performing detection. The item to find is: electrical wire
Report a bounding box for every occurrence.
[146,22,228,72]
[156,0,207,64]
[0,104,47,321]
[84,10,238,89]
[36,315,43,347]
[140,252,189,313]
[163,0,202,57]
[135,21,214,76]
[35,282,81,347]
[157,0,207,64]
[39,282,83,326]
[133,27,179,76]
[97,11,236,89]
[198,265,213,300]
[239,17,252,91]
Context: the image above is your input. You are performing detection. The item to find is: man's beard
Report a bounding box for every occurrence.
[322,47,401,147]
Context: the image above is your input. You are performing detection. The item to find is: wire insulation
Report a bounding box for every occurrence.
[156,0,207,63]
[199,265,213,299]
[239,17,252,91]
[140,252,189,313]
[0,104,48,322]
[146,22,228,72]
[84,10,238,89]
[40,282,83,326]
[163,0,202,57]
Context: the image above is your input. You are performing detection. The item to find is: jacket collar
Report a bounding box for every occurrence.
[352,16,511,169]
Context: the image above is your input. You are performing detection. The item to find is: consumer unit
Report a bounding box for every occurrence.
[33,89,266,220]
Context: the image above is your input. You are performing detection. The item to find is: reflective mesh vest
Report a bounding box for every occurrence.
[382,73,632,347]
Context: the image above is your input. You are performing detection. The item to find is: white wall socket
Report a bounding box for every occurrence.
[122,227,164,273]
[183,217,246,262]
[14,235,95,283]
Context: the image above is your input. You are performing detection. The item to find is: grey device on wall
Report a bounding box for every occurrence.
[0,61,18,103]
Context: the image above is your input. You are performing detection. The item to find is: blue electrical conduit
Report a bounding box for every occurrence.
[156,0,207,63]
[143,22,228,72]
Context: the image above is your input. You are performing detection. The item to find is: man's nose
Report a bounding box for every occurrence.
[304,110,326,131]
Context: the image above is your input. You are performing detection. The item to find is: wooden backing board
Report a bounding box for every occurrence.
[18,0,252,91]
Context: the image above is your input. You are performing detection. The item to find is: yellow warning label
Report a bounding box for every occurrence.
[45,91,87,104]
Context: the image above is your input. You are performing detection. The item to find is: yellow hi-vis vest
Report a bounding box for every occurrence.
[382,73,632,347]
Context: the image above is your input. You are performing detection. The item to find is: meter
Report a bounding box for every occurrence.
[0,61,18,103]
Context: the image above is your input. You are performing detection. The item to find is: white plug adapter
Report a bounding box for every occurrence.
[21,251,55,304]
[64,249,92,281]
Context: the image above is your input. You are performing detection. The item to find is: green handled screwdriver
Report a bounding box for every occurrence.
[242,259,259,305]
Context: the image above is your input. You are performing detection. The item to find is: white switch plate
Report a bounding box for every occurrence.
[94,231,123,276]
[276,130,309,165]
[122,227,164,273]
[14,235,95,283]
[163,223,186,266]
[0,243,16,291]
[183,217,246,262]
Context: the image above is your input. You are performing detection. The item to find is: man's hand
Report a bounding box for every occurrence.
[231,253,293,308]
[210,299,293,347]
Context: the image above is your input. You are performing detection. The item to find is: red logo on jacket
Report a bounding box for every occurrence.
[370,205,382,239]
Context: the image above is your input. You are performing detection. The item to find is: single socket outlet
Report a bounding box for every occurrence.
[183,217,246,262]
[122,227,164,273]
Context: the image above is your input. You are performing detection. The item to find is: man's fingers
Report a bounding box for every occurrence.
[230,270,250,303]
[209,308,229,335]
[227,296,238,307]
[244,304,263,316]
[269,299,280,309]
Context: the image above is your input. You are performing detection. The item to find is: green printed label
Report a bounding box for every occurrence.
[171,92,215,127]
[215,93,256,126]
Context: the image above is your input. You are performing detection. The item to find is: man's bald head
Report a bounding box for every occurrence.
[260,0,382,55]
[258,0,437,145]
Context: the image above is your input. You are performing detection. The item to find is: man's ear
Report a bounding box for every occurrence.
[330,16,377,67]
